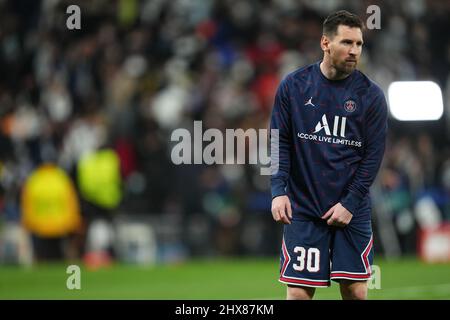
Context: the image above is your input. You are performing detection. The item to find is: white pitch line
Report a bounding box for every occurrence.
[252,283,450,300]
[368,282,450,298]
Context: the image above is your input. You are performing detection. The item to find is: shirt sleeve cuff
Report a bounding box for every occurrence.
[340,191,364,216]
[271,179,287,199]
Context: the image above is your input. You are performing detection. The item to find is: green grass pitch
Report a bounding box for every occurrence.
[1,257,450,299]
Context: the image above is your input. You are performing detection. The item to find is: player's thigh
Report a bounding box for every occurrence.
[339,279,368,300]
[279,217,332,288]
[287,284,315,300]
[330,219,373,282]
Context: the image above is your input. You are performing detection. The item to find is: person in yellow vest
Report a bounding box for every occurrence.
[76,148,123,268]
[21,163,82,261]
[77,148,122,211]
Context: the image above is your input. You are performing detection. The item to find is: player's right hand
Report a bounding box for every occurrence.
[271,195,292,224]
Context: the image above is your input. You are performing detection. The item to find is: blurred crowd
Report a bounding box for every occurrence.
[0,0,450,264]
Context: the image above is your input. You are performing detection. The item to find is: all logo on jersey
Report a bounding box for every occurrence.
[313,114,346,137]
[344,99,356,113]
[297,114,362,148]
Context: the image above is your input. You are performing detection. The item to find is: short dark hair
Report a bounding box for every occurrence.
[323,10,364,38]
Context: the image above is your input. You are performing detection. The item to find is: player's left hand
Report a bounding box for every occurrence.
[321,203,353,227]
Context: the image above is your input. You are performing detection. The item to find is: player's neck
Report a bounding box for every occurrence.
[320,58,351,81]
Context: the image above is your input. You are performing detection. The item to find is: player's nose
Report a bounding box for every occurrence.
[349,44,359,56]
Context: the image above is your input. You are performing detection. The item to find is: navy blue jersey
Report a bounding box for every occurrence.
[270,61,388,221]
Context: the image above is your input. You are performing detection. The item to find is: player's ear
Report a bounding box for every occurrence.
[320,35,330,53]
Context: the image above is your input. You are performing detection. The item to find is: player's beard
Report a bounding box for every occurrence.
[332,55,357,77]
[335,59,358,76]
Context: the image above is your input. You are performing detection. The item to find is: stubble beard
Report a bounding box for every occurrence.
[332,56,357,78]
[341,61,357,76]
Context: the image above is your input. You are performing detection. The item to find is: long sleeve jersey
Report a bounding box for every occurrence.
[270,61,388,221]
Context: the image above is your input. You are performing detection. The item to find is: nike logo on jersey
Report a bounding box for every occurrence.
[304,97,315,107]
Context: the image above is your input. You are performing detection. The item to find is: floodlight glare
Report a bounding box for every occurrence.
[387,81,443,121]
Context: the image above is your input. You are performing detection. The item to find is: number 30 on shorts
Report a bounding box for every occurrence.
[293,246,320,272]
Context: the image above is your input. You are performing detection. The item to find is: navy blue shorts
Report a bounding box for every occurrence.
[279,216,373,287]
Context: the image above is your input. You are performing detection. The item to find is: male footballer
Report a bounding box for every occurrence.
[270,10,388,300]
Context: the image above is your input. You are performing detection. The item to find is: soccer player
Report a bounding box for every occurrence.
[270,10,388,300]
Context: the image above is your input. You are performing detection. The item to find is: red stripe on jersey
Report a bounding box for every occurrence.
[330,272,371,279]
[280,276,329,287]
[362,236,373,273]
[280,238,290,276]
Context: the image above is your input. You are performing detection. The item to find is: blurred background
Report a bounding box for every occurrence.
[0,0,450,299]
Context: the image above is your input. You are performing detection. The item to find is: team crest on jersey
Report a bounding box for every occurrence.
[344,100,356,113]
